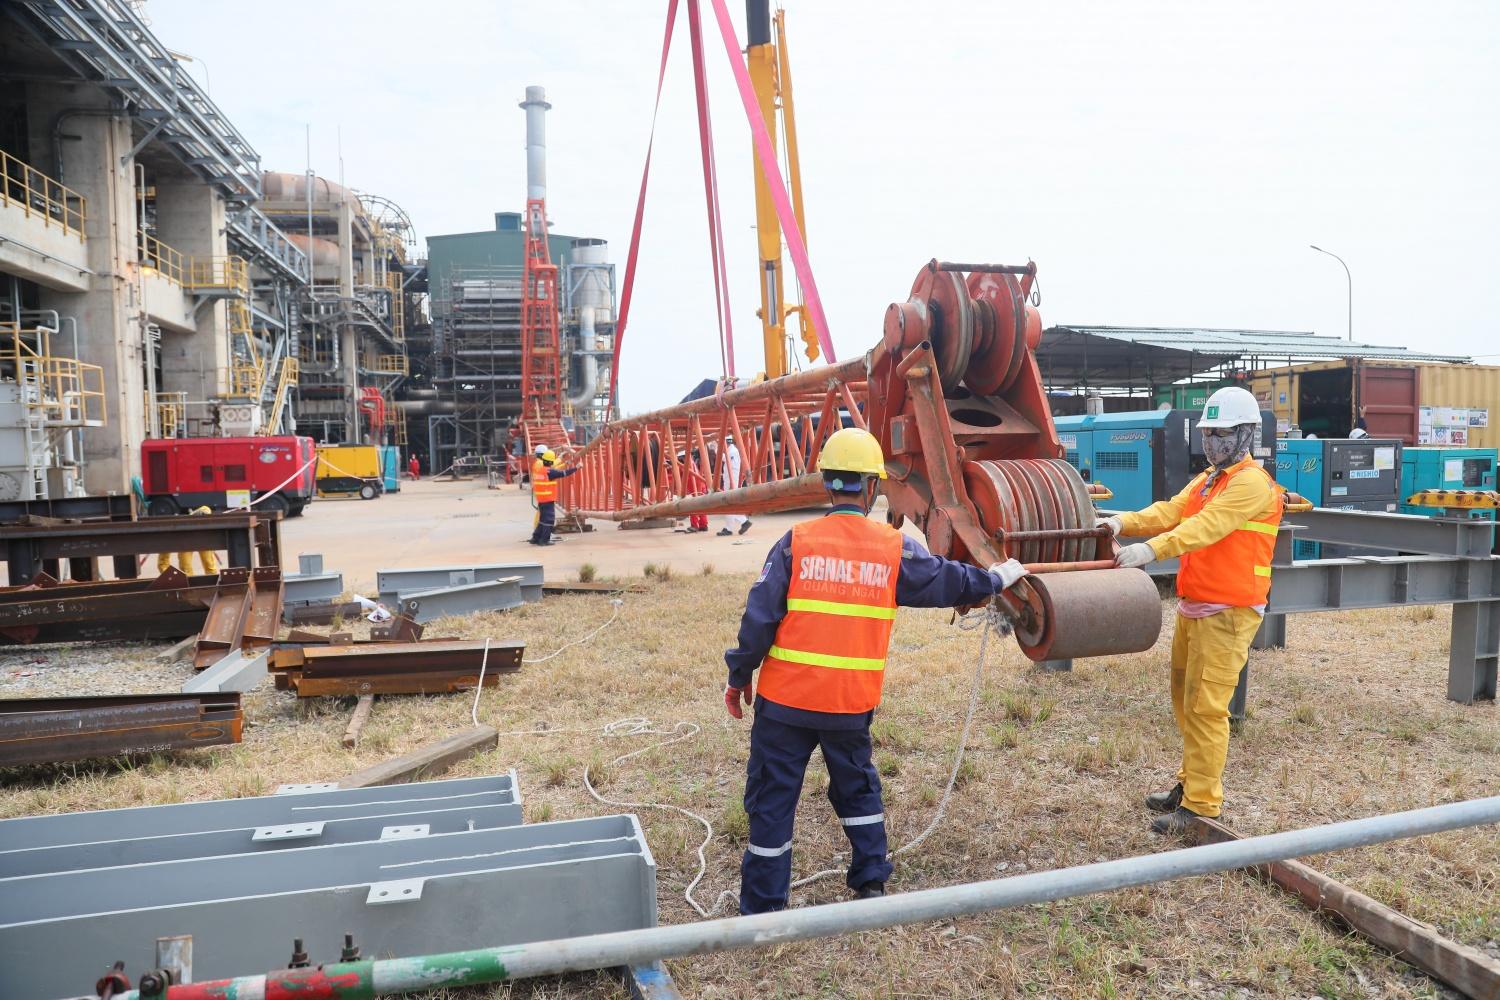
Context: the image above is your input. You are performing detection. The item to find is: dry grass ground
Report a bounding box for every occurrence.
[2,572,1497,999]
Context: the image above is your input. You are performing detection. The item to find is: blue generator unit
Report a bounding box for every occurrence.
[1275,438,1402,558]
[1055,408,1276,513]
[1398,447,1497,542]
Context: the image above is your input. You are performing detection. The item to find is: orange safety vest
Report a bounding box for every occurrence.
[1177,457,1284,606]
[532,460,558,504]
[758,515,903,715]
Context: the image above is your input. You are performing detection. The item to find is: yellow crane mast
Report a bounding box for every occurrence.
[746,1,819,380]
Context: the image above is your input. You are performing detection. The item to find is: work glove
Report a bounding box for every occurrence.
[724,682,753,720]
[1098,515,1123,537]
[1115,542,1156,569]
[988,559,1028,590]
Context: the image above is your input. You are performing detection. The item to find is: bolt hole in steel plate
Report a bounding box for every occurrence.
[963,271,1026,396]
[949,408,1003,429]
[909,268,972,392]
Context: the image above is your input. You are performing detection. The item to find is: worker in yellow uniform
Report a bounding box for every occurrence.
[156,506,222,576]
[1101,387,1282,834]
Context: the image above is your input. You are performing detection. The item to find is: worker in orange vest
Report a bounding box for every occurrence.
[724,427,1028,913]
[1103,386,1283,834]
[528,449,577,546]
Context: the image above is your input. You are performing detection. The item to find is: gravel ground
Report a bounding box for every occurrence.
[0,640,195,696]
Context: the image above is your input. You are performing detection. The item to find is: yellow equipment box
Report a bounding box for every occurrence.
[315,445,384,500]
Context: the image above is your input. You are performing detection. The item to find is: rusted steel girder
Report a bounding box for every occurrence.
[0,694,242,767]
[563,259,1163,662]
[270,640,525,697]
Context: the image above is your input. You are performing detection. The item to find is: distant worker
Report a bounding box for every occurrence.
[718,434,752,537]
[156,505,221,576]
[724,427,1028,912]
[408,454,421,480]
[1349,417,1370,439]
[528,450,578,546]
[682,457,710,533]
[1101,386,1283,835]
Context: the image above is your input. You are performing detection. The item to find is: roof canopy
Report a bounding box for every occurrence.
[1038,325,1471,390]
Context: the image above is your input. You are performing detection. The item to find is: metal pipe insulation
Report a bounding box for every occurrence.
[121,796,1500,999]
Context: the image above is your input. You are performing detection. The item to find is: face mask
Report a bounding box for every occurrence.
[1202,424,1256,468]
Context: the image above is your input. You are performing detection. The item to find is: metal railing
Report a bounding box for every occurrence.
[0,149,86,241]
[138,230,188,285]
[0,322,106,426]
[186,256,249,295]
[375,354,409,375]
[149,391,189,437]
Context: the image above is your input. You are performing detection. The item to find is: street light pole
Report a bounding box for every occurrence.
[1309,244,1352,342]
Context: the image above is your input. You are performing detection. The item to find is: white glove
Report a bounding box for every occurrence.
[1098,515,1123,537]
[1115,542,1156,569]
[988,559,1028,589]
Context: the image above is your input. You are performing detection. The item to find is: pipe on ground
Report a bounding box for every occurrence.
[122,796,1500,999]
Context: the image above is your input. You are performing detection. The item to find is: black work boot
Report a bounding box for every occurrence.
[1150,806,1206,836]
[854,880,885,900]
[1145,782,1183,814]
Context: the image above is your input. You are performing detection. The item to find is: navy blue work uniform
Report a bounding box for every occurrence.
[725,505,998,914]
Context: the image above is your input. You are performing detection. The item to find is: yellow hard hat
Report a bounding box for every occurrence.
[191,505,213,515]
[541,450,557,463]
[817,427,886,480]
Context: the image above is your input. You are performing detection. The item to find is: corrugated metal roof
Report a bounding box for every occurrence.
[1047,326,1470,364]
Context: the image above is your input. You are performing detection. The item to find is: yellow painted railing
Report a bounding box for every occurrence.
[387,272,405,341]
[186,256,249,294]
[0,150,86,241]
[1,322,106,426]
[264,356,299,434]
[149,391,189,436]
[375,353,409,375]
[139,230,188,284]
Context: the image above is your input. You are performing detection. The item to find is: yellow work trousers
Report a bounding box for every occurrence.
[157,551,221,575]
[1169,607,1260,817]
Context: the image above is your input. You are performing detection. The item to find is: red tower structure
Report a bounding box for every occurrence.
[519,197,568,457]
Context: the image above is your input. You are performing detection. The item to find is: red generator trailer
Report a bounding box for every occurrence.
[142,436,316,517]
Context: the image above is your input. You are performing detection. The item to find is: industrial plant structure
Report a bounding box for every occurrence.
[0,0,423,496]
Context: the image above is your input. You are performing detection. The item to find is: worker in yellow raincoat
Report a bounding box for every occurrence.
[156,505,222,576]
[1100,386,1282,834]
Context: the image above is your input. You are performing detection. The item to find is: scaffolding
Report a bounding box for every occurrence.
[0,318,105,500]
[431,264,525,467]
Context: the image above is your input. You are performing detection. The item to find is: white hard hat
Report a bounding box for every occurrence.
[534,444,547,455]
[1199,386,1260,428]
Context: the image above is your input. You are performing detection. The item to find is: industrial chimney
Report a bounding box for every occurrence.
[518,85,550,202]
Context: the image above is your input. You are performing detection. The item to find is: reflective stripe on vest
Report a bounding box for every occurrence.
[758,515,903,715]
[1177,458,1283,606]
[532,461,558,503]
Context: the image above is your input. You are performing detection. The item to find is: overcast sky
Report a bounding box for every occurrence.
[145,0,1499,414]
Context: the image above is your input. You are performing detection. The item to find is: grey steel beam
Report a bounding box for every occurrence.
[0,801,523,879]
[181,647,268,694]
[282,571,344,606]
[1283,508,1494,559]
[0,814,656,999]
[0,772,521,850]
[1265,555,1500,614]
[378,562,543,605]
[399,577,525,623]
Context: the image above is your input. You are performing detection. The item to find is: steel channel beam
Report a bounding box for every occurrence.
[282,572,345,606]
[0,611,206,645]
[181,648,269,694]
[1283,508,1494,558]
[0,772,523,878]
[0,814,657,999]
[0,494,135,525]
[0,585,217,628]
[194,568,254,669]
[0,514,272,584]
[1265,555,1500,614]
[0,693,241,767]
[397,578,524,623]
[377,563,542,605]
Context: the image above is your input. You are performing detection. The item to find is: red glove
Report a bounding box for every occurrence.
[724,682,752,720]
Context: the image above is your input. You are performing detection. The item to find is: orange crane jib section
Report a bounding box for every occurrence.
[561,259,1163,662]
[520,198,570,456]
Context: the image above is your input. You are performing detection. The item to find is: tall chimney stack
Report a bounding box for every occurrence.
[519,85,550,203]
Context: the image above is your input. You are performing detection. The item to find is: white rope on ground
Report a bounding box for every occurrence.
[488,601,1010,919]
[470,637,492,728]
[523,598,624,664]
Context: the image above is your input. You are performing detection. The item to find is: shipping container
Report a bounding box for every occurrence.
[1249,359,1499,449]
